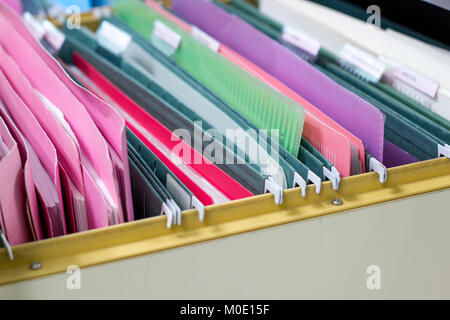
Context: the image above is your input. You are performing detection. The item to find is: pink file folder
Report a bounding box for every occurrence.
[0,66,67,237]
[0,115,32,245]
[5,4,133,223]
[0,46,89,233]
[10,14,134,222]
[0,99,42,240]
[0,2,122,229]
[2,0,21,13]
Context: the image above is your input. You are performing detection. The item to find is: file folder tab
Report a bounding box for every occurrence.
[338,43,386,83]
[23,12,45,41]
[391,63,439,99]
[97,20,132,55]
[42,19,65,52]
[281,25,320,61]
[191,26,220,52]
[151,20,181,57]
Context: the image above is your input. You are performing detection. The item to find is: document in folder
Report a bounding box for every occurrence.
[33,90,88,231]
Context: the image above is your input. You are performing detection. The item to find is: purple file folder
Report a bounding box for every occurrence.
[383,140,418,168]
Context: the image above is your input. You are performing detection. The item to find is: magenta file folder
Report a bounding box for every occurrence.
[0,99,42,240]
[0,115,32,245]
[0,65,67,237]
[0,46,89,233]
[12,17,134,222]
[0,3,122,229]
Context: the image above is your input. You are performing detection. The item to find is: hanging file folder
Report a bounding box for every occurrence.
[113,0,306,159]
[144,1,344,183]
[57,15,324,196]
[0,67,67,237]
[65,59,229,212]
[0,2,124,229]
[316,63,448,160]
[202,0,449,167]
[127,128,195,214]
[128,147,179,227]
[316,55,450,144]
[258,0,450,121]
[0,45,89,233]
[60,27,281,194]
[171,0,385,172]
[0,115,31,245]
[8,8,134,224]
[67,51,255,209]
[128,154,162,221]
[69,51,256,201]
[0,99,42,240]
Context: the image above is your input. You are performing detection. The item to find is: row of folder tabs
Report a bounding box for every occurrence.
[0,0,449,259]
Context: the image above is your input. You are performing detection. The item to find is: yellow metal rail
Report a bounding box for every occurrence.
[0,157,449,285]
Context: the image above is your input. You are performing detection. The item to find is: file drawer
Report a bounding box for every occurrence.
[0,157,449,298]
[0,0,449,299]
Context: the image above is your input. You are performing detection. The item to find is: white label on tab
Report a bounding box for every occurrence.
[392,65,439,99]
[152,20,181,50]
[191,26,220,52]
[42,20,65,51]
[339,43,386,82]
[281,25,320,58]
[96,21,131,55]
[23,12,45,41]
[92,6,112,19]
